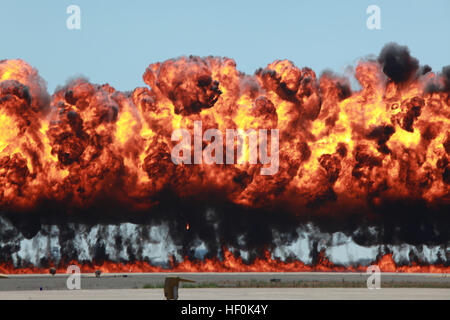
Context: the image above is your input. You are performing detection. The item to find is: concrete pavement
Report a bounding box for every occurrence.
[0,288,448,300]
[1,272,449,291]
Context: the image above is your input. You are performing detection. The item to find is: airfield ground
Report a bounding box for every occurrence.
[0,272,449,299]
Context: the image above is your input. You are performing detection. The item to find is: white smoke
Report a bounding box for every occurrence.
[0,216,448,268]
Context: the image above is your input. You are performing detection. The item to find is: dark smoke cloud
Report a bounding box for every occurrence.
[1,202,449,268]
[426,65,450,93]
[443,65,450,92]
[378,42,419,83]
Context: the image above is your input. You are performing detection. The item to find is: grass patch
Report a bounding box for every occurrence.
[142,283,164,289]
[182,282,221,288]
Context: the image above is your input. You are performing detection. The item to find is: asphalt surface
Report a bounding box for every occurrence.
[0,288,449,300]
[0,272,449,291]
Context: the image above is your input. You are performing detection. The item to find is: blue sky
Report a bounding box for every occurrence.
[1,0,449,92]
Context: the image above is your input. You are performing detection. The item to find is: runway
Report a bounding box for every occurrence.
[0,288,448,300]
[1,272,449,292]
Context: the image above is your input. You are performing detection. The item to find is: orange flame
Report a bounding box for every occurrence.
[0,249,448,274]
[0,55,448,213]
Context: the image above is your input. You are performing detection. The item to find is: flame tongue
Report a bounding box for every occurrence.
[1,248,449,274]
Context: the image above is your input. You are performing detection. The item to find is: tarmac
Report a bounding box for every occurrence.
[1,272,449,291]
[0,288,448,300]
[0,272,449,299]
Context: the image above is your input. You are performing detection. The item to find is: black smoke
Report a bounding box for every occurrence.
[378,42,419,83]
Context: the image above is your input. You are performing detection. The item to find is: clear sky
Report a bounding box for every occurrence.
[1,0,449,93]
